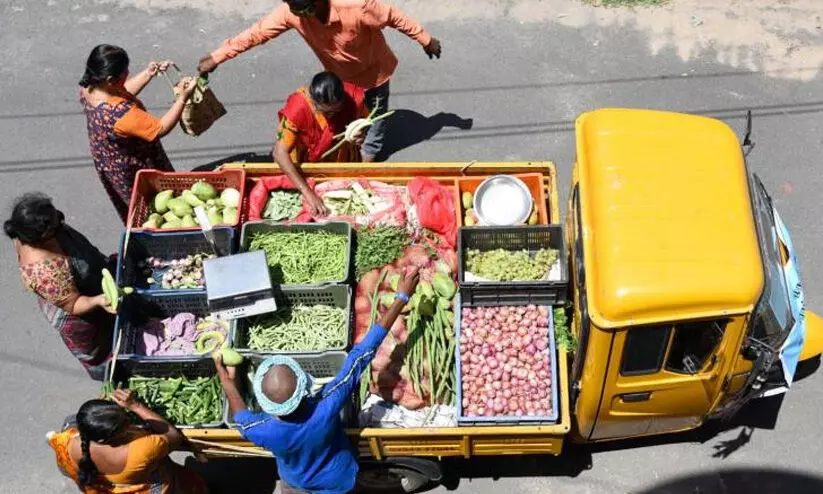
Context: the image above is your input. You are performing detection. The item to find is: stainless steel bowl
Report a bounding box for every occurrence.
[473,175,533,225]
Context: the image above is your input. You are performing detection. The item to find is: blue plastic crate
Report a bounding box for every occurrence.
[454,296,560,425]
[113,292,229,360]
[115,228,235,294]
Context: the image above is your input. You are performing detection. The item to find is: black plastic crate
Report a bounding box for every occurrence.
[222,352,352,427]
[458,225,569,305]
[240,221,353,286]
[231,285,352,355]
[116,228,236,294]
[105,357,224,428]
[112,292,229,360]
[454,296,560,426]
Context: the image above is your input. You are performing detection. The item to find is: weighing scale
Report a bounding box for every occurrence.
[203,250,277,320]
[193,207,277,320]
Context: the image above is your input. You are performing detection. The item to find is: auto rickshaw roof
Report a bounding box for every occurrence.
[575,108,764,328]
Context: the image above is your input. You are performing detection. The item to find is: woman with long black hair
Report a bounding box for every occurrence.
[79,44,196,223]
[5,193,116,379]
[47,390,209,493]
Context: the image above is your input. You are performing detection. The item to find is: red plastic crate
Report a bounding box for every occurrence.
[127,169,247,231]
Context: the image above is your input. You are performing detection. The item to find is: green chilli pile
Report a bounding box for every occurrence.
[246,305,347,352]
[248,231,348,284]
[354,226,409,277]
[465,248,559,281]
[128,375,222,425]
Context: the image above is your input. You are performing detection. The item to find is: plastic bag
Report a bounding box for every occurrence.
[248,176,315,222]
[313,179,407,227]
[407,177,457,249]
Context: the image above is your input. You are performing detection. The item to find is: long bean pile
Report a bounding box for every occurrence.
[248,231,348,284]
[246,305,347,351]
[355,226,409,277]
[128,375,222,425]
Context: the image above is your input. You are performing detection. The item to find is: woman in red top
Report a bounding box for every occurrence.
[273,71,369,216]
[79,45,196,223]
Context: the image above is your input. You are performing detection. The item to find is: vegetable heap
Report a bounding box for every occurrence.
[263,190,303,222]
[465,248,559,281]
[354,226,410,278]
[143,180,241,229]
[459,305,553,418]
[248,231,348,284]
[144,253,214,290]
[128,375,222,425]
[245,305,347,352]
[354,243,460,411]
[138,313,229,357]
[321,182,387,217]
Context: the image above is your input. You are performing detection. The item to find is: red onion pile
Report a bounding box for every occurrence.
[459,305,553,418]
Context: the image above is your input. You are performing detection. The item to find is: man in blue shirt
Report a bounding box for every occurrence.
[214,267,420,494]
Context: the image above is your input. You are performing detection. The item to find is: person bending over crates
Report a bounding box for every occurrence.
[214,267,420,494]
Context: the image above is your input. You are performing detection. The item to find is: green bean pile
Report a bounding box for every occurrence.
[248,231,348,284]
[128,375,222,425]
[355,226,409,277]
[246,305,347,351]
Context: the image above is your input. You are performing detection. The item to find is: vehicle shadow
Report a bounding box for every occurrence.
[376,110,474,161]
[636,467,823,494]
[435,393,790,492]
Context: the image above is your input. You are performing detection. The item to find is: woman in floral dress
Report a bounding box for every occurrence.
[79,44,196,223]
[5,193,117,380]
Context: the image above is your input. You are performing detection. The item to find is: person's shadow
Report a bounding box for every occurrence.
[376,110,473,161]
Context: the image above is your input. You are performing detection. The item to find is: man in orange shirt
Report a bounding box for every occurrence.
[198,0,442,163]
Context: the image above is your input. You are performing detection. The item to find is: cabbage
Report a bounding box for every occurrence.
[220,188,241,209]
[191,180,217,201]
[222,207,238,225]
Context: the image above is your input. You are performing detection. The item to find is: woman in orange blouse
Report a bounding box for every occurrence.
[273,71,369,215]
[48,389,209,494]
[5,193,116,379]
[80,44,197,223]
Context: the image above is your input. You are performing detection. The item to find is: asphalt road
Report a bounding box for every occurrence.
[1,1,823,493]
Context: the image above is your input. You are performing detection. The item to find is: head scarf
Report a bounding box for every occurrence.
[253,355,314,416]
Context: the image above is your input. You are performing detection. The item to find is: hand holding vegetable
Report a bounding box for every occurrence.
[96,294,117,314]
[213,353,237,384]
[397,266,421,297]
[305,190,329,217]
[111,389,140,412]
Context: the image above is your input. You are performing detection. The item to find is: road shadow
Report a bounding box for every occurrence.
[636,467,823,494]
[185,456,278,494]
[191,152,272,172]
[377,110,474,161]
[435,393,790,492]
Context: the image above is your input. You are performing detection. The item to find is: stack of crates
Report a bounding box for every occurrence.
[454,224,569,426]
[228,221,355,419]
[106,170,245,429]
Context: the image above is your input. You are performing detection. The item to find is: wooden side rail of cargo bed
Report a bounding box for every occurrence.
[220,161,561,225]
[184,350,571,459]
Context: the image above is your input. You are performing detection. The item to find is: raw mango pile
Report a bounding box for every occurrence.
[142,180,241,228]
